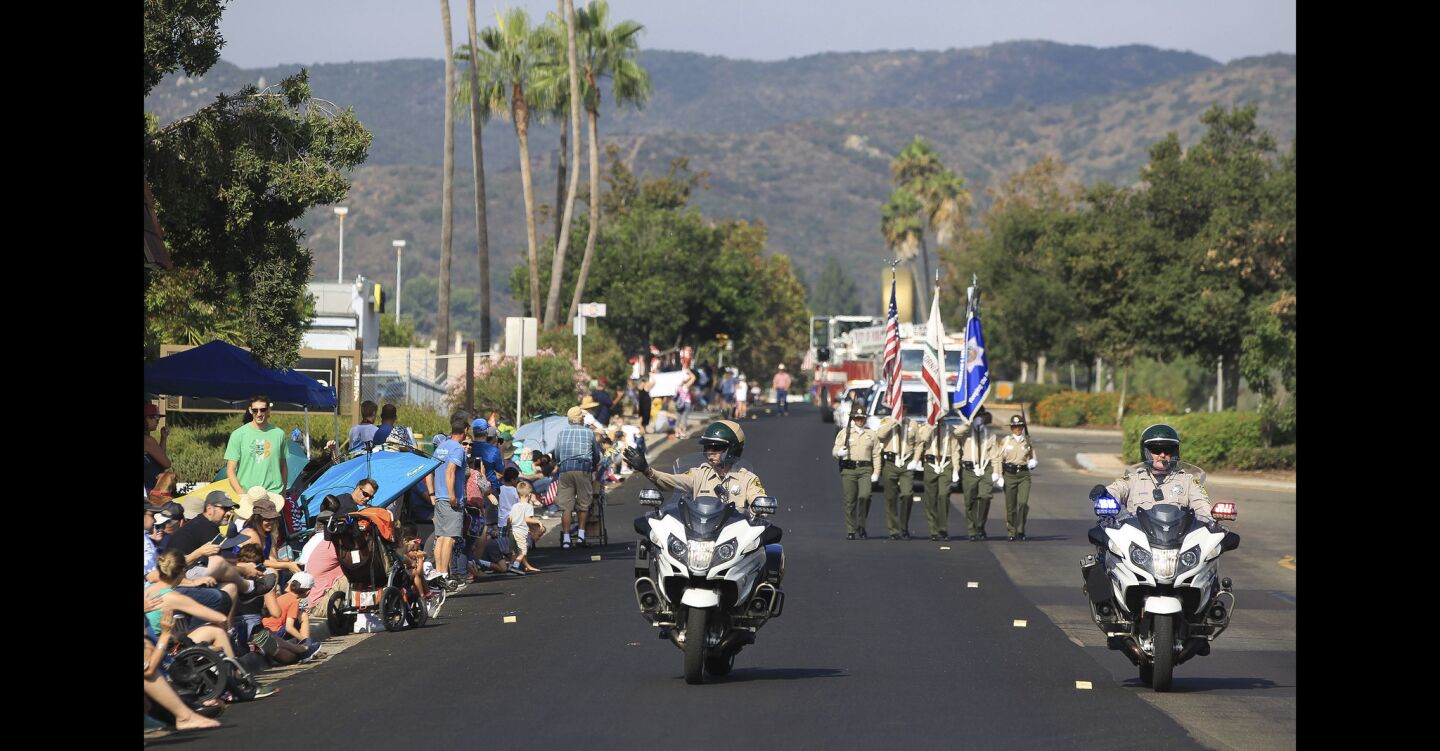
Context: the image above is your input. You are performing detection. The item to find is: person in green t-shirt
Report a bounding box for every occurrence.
[225,395,289,496]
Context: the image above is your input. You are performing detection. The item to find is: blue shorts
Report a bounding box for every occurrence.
[175,586,230,613]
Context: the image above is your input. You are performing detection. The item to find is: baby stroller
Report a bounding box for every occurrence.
[157,612,259,704]
[323,506,430,634]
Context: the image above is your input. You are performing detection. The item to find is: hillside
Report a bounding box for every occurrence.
[144,44,1293,333]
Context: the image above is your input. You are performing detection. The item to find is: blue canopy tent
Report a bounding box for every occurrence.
[144,340,339,459]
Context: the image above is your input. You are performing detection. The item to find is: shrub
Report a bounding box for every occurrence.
[1122,412,1266,468]
[1005,383,1067,405]
[1227,445,1296,470]
[1034,391,1178,428]
[471,355,585,425]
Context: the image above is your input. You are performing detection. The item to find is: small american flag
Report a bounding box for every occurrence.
[883,272,903,420]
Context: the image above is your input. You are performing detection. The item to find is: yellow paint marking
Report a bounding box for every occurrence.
[967,582,979,588]
[1279,555,1296,571]
[591,555,602,561]
[503,615,517,623]
[1075,681,1093,690]
[1013,619,1028,628]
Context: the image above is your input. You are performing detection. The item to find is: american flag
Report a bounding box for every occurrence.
[883,272,903,420]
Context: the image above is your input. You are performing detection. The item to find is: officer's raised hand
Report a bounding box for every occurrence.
[1088,484,1108,500]
[623,446,648,474]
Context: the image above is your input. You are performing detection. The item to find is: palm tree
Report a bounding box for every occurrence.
[462,0,494,351]
[566,0,650,322]
[480,8,553,323]
[881,187,925,308]
[437,0,456,377]
[887,137,972,311]
[538,0,584,328]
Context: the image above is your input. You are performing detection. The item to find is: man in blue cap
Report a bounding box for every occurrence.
[469,418,504,498]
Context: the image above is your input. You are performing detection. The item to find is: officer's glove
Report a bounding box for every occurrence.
[870,472,880,483]
[836,448,848,458]
[994,475,1004,488]
[907,460,922,471]
[1026,458,1038,470]
[622,446,648,474]
[1088,484,1109,501]
[951,469,959,483]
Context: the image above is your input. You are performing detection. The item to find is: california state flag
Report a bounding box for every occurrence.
[921,286,946,425]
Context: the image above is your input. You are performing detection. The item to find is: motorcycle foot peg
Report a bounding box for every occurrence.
[1221,577,1233,592]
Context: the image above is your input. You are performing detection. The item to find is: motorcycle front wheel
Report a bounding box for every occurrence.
[1151,615,1175,692]
[684,607,709,684]
[705,652,735,677]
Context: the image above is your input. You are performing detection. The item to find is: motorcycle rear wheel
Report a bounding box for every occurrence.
[1152,616,1175,692]
[683,607,709,685]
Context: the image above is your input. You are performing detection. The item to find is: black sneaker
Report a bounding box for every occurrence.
[857,527,868,540]
[938,531,947,540]
[1018,534,1027,541]
[929,534,938,541]
[845,533,856,541]
[901,531,912,540]
[888,533,901,541]
[1009,536,1016,542]
[240,572,278,603]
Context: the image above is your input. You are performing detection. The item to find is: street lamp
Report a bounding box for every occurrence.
[333,206,349,283]
[392,240,406,324]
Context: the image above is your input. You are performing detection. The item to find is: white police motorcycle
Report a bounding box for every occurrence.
[632,454,785,684]
[1082,491,1240,691]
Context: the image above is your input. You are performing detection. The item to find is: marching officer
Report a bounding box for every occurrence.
[913,411,965,541]
[958,408,1001,541]
[832,402,881,540]
[875,406,921,540]
[999,414,1039,541]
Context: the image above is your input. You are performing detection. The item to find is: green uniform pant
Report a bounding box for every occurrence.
[1004,470,1032,537]
[961,466,993,537]
[921,465,953,536]
[881,462,915,535]
[839,466,873,534]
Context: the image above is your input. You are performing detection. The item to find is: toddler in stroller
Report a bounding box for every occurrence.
[322,505,434,633]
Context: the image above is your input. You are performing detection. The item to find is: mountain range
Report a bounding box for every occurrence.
[145,41,1296,328]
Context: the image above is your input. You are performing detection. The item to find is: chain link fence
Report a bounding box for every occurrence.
[360,350,474,412]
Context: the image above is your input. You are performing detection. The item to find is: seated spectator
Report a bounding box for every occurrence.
[260,572,324,664]
[473,535,518,575]
[297,499,346,614]
[238,489,301,578]
[531,454,557,515]
[159,492,274,621]
[145,633,222,733]
[145,550,276,699]
[230,543,274,644]
[508,480,545,574]
[336,478,382,517]
[148,502,185,553]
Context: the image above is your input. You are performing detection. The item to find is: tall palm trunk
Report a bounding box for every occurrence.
[915,234,932,313]
[568,104,600,322]
[543,0,585,328]
[554,129,566,244]
[466,0,491,352]
[437,0,456,378]
[514,84,541,321]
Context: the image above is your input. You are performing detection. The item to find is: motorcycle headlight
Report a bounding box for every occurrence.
[714,540,738,565]
[1179,546,1200,570]
[1128,543,1151,570]
[687,541,716,572]
[666,534,688,564]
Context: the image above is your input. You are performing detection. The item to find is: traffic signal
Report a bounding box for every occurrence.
[372,283,387,313]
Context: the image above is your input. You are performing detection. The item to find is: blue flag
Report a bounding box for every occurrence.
[954,309,990,419]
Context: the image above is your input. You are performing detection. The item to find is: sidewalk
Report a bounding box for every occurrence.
[1074,452,1296,491]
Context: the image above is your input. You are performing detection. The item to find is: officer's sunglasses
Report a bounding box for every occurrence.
[1145,443,1176,456]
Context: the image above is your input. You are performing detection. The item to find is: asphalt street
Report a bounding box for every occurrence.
[159,403,1295,751]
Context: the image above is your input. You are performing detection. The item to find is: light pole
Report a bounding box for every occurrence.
[333,206,349,283]
[392,240,406,324]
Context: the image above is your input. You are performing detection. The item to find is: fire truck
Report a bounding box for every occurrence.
[805,316,969,423]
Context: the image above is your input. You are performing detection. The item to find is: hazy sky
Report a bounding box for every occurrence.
[216,0,1295,68]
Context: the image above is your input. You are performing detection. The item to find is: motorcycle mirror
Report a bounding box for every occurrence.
[751,496,778,516]
[1212,502,1237,521]
[1093,494,1120,517]
[639,489,662,507]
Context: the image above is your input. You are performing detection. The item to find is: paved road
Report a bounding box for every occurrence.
[169,404,1294,750]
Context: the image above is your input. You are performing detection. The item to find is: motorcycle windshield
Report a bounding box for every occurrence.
[678,495,738,541]
[1138,503,1191,549]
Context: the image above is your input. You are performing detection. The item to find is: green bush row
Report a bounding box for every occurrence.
[1226,445,1296,470]
[1034,391,1178,428]
[1121,413,1266,468]
[1003,383,1068,405]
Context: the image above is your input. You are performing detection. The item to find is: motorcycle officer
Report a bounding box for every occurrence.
[623,420,769,511]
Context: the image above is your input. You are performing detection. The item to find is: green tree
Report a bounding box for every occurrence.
[886,138,973,311]
[480,8,556,325]
[144,5,371,367]
[566,0,651,322]
[381,315,423,347]
[810,257,861,315]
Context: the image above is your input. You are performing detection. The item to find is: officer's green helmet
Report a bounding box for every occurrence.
[1140,423,1181,470]
[700,420,746,459]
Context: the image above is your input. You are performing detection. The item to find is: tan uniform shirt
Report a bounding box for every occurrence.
[911,422,961,471]
[874,417,919,465]
[956,423,1001,474]
[645,464,768,511]
[832,423,883,475]
[998,434,1036,466]
[1105,463,1213,518]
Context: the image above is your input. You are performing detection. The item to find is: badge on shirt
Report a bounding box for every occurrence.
[1172,484,1181,495]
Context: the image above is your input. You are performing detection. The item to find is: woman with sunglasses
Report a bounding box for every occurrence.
[224,394,289,501]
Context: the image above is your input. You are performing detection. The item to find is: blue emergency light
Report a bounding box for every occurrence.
[1093,495,1120,516]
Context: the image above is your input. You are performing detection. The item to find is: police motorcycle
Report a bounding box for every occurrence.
[632,454,785,684]
[1081,488,1240,692]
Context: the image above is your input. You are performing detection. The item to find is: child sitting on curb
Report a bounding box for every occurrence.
[260,572,324,664]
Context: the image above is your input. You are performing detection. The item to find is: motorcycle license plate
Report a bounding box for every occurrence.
[354,590,377,607]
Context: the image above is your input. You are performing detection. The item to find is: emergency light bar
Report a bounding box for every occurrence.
[1212,502,1237,521]
[1093,495,1120,516]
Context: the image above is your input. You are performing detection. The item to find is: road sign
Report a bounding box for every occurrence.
[580,302,607,318]
[505,317,537,358]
